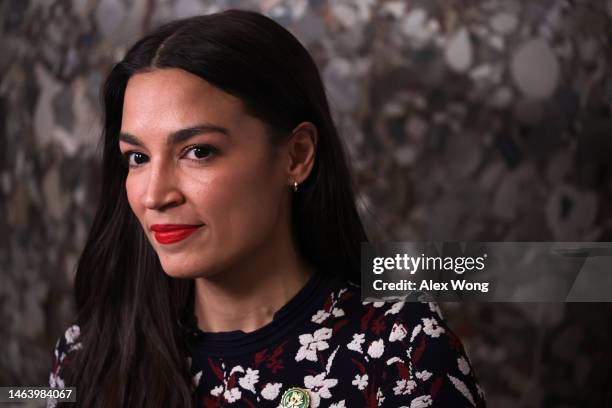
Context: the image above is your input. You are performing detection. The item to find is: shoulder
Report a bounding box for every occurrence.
[319,281,448,335]
[311,281,452,355]
[49,324,82,389]
[319,283,486,407]
[378,301,486,406]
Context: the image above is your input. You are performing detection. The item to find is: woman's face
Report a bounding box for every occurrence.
[119,68,291,279]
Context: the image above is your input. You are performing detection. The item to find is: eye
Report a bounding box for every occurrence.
[121,151,149,168]
[183,144,218,161]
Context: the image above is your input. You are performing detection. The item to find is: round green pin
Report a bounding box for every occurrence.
[280,387,310,408]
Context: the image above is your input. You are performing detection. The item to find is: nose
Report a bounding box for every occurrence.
[142,159,184,210]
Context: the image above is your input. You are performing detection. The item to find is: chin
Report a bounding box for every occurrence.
[159,261,217,280]
[161,266,200,279]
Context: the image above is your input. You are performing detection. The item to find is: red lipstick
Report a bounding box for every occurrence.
[150,224,203,244]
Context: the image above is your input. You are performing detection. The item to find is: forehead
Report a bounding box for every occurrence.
[121,68,245,133]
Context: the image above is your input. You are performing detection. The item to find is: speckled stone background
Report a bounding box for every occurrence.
[1,0,612,406]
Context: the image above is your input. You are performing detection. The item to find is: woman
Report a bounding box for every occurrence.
[48,9,486,408]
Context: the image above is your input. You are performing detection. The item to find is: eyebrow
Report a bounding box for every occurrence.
[119,123,230,147]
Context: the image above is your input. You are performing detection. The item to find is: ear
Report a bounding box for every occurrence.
[286,121,317,187]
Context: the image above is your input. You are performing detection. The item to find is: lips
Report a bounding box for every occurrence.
[150,224,203,245]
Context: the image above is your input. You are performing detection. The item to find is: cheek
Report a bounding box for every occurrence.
[197,162,284,240]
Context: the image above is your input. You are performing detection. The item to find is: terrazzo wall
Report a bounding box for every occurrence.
[1,0,611,406]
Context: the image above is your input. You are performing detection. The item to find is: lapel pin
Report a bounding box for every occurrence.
[280,387,310,408]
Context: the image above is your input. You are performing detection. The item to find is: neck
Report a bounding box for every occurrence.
[192,238,314,334]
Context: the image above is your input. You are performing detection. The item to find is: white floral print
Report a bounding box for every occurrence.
[415,370,432,381]
[422,317,445,338]
[394,378,417,395]
[389,322,408,342]
[311,309,330,323]
[238,367,259,393]
[223,387,241,403]
[261,382,283,400]
[325,346,339,373]
[457,356,470,375]
[367,338,385,358]
[410,324,422,342]
[410,394,433,407]
[352,373,368,390]
[295,327,332,362]
[385,301,405,315]
[304,372,338,408]
[347,333,365,353]
[448,374,476,405]
[64,325,80,344]
[376,387,386,405]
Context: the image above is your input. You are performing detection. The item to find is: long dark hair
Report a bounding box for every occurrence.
[60,9,368,407]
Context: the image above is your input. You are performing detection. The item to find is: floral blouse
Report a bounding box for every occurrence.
[49,272,486,407]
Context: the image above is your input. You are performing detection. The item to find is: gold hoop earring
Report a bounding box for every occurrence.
[293,180,298,192]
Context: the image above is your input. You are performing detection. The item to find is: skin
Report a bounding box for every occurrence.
[119,68,317,333]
